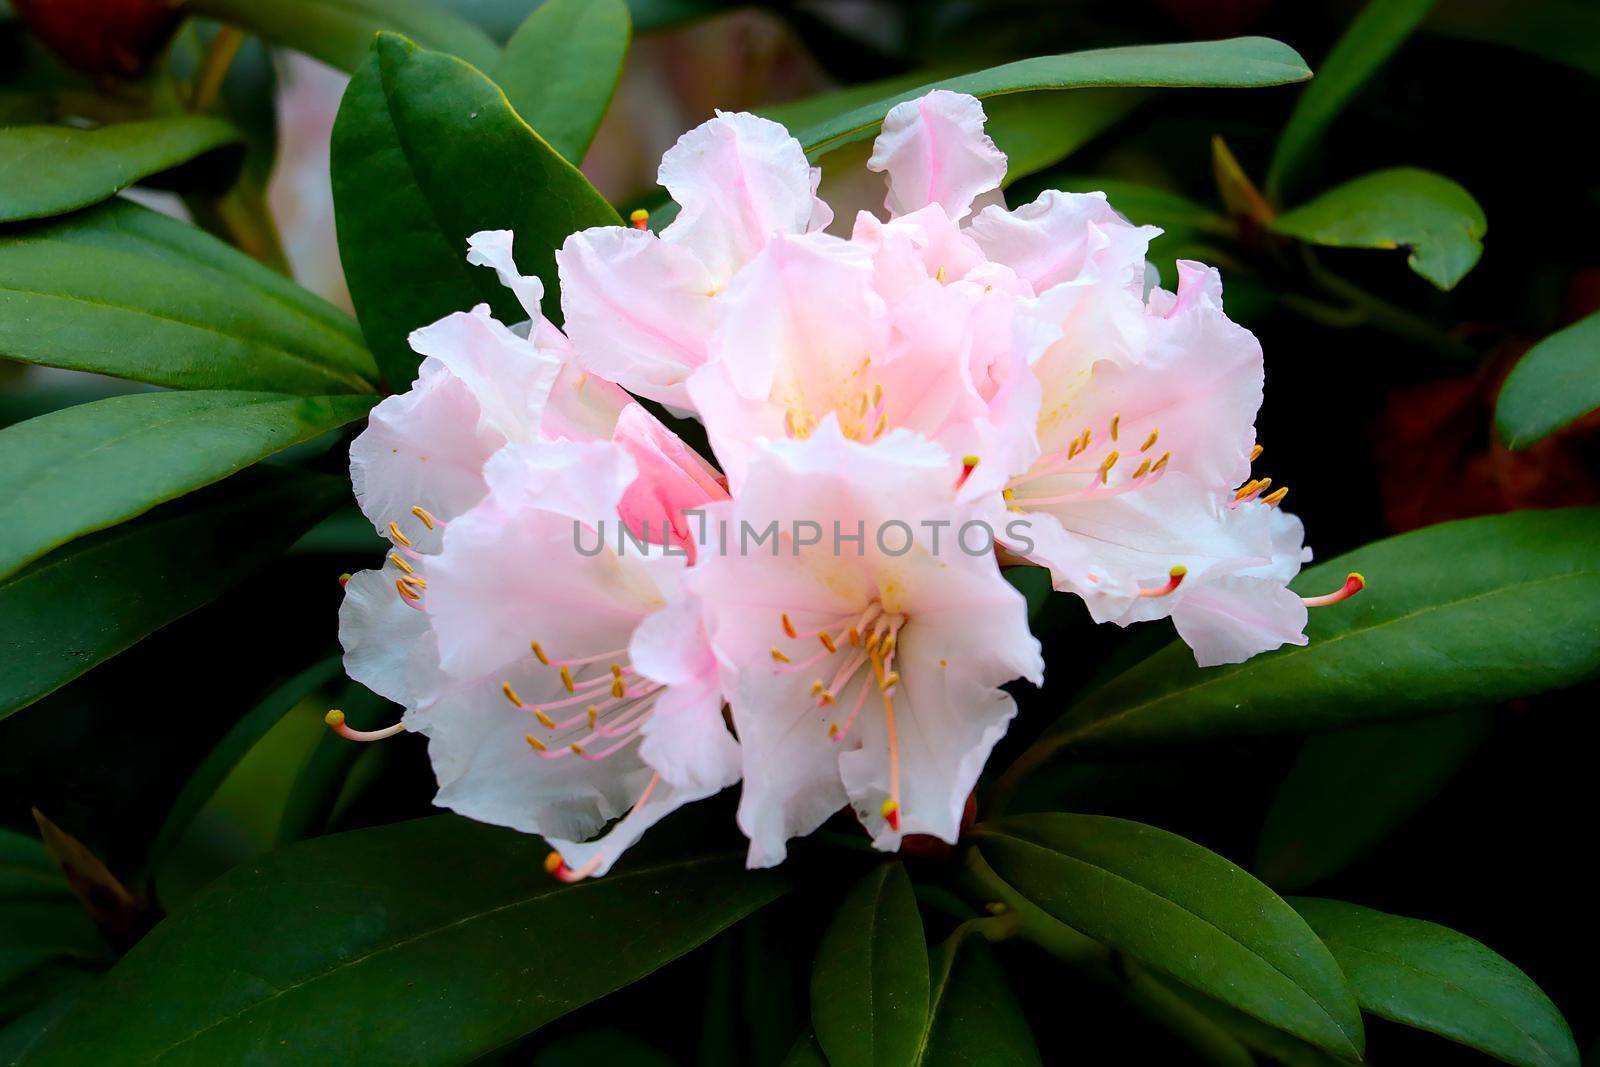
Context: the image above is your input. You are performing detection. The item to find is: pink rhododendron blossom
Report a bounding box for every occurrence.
[337,87,1364,879]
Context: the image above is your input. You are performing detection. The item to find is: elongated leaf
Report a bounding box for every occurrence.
[0,118,241,223]
[983,89,1148,184]
[795,38,1310,156]
[0,469,347,720]
[26,817,786,1065]
[975,815,1363,1058]
[812,862,928,1067]
[1291,898,1578,1067]
[0,199,377,393]
[332,33,622,388]
[1271,167,1486,289]
[187,0,499,73]
[1496,311,1600,449]
[1015,509,1600,761]
[494,0,630,163]
[0,391,374,580]
[917,928,1040,1067]
[1255,710,1492,891]
[144,656,343,876]
[1266,0,1436,199]
[1154,976,1359,1067]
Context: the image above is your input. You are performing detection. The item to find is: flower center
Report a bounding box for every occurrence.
[505,640,661,764]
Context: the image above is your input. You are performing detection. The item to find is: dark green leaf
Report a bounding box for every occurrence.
[331,33,622,388]
[1271,167,1486,290]
[780,1032,830,1067]
[1266,0,1436,199]
[975,814,1363,1058]
[811,862,928,1067]
[795,38,1311,157]
[1496,311,1600,449]
[275,680,394,844]
[0,199,377,393]
[0,118,241,223]
[983,89,1148,185]
[0,469,347,720]
[26,817,786,1065]
[1153,975,1359,1067]
[916,928,1040,1067]
[187,0,499,73]
[144,656,343,876]
[1291,898,1579,1067]
[0,970,92,1065]
[494,0,630,163]
[1256,710,1492,891]
[0,391,374,580]
[1014,509,1600,759]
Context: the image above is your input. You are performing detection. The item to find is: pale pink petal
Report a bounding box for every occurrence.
[338,566,438,707]
[348,359,502,552]
[408,306,561,444]
[658,110,825,282]
[1172,574,1309,668]
[967,189,1157,295]
[867,90,1007,222]
[630,593,741,792]
[556,226,717,408]
[465,229,544,322]
[546,772,721,879]
[542,362,632,444]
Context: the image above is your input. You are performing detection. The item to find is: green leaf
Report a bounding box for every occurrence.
[0,118,242,223]
[975,814,1364,1058]
[493,0,630,163]
[187,0,499,73]
[1266,0,1437,200]
[331,33,622,388]
[1271,167,1486,290]
[1291,898,1579,1067]
[794,37,1311,156]
[144,656,343,877]
[982,89,1149,185]
[917,928,1041,1067]
[811,862,929,1067]
[0,199,377,393]
[1153,976,1360,1067]
[0,469,347,721]
[1255,710,1492,891]
[26,817,787,1065]
[0,391,375,581]
[1013,509,1600,760]
[1496,311,1600,449]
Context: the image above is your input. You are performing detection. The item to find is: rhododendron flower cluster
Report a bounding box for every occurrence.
[336,90,1362,879]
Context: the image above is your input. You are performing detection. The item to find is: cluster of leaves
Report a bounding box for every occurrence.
[1,0,1595,1063]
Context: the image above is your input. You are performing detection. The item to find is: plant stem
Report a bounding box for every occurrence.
[1300,247,1480,361]
[191,26,245,113]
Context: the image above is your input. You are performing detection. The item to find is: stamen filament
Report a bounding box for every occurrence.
[324,709,404,742]
[1302,572,1366,607]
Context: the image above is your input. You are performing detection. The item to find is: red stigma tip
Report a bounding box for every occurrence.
[1303,571,1366,608]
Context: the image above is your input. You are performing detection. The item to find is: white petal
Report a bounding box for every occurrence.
[867,90,1007,222]
[1172,574,1308,668]
[556,225,717,408]
[338,566,438,707]
[967,189,1157,294]
[408,306,562,444]
[658,110,824,282]
[547,773,724,879]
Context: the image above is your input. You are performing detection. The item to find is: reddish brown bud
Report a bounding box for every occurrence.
[12,0,186,78]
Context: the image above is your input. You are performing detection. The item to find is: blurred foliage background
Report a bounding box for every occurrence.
[2,1,1597,1063]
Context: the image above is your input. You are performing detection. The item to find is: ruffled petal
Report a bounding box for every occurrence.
[408,305,562,445]
[465,229,544,322]
[658,110,826,282]
[556,225,717,408]
[338,566,438,708]
[966,189,1157,295]
[867,90,1007,222]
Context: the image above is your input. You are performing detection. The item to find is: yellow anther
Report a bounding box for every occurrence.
[410,505,437,529]
[525,734,547,753]
[388,552,415,574]
[570,742,586,756]
[1110,414,1120,441]
[771,647,791,664]
[502,681,524,708]
[865,631,881,654]
[534,708,556,729]
[962,454,980,468]
[324,709,345,727]
[819,631,838,653]
[873,383,883,406]
[543,851,565,874]
[848,627,862,646]
[1250,443,1264,462]
[530,640,549,665]
[1141,429,1160,453]
[587,706,599,730]
[1263,487,1289,506]
[880,633,896,657]
[1132,458,1152,479]
[611,676,625,699]
[781,613,798,639]
[628,208,649,228]
[880,670,900,691]
[387,521,412,547]
[819,691,836,706]
[1152,451,1170,472]
[395,578,421,601]
[828,722,840,739]
[559,666,575,692]
[1098,450,1120,483]
[880,798,898,818]
[874,413,887,438]
[811,680,825,696]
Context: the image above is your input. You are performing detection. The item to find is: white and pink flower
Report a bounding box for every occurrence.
[336,87,1363,878]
